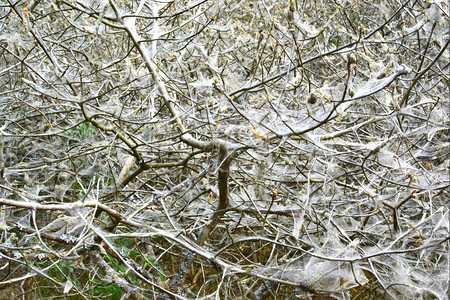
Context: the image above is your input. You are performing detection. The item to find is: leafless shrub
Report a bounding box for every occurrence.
[0,0,448,299]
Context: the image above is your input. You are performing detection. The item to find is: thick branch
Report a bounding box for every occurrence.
[169,142,232,291]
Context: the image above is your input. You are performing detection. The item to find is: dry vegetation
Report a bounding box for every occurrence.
[0,0,448,299]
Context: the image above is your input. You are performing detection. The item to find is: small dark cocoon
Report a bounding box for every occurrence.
[308,94,317,104]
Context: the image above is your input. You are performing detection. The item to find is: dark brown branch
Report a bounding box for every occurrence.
[169,141,232,291]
